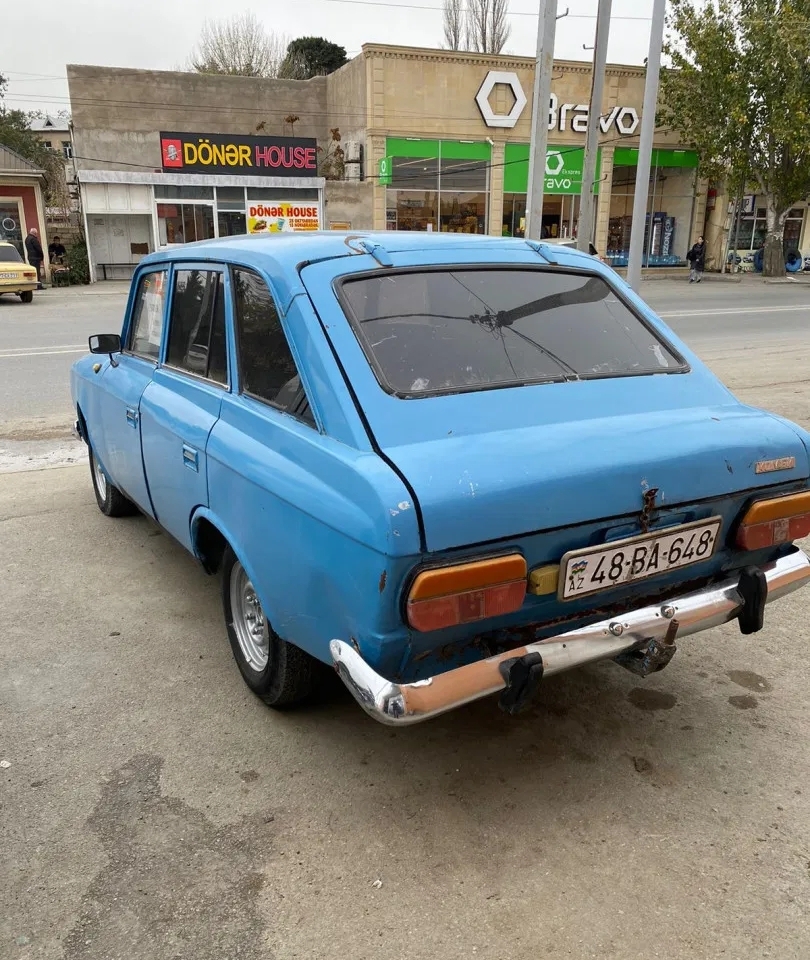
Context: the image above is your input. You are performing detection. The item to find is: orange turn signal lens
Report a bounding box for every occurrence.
[407,555,527,632]
[736,491,810,550]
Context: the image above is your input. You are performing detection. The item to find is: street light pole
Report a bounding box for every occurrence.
[526,0,559,240]
[626,0,667,291]
[578,0,612,253]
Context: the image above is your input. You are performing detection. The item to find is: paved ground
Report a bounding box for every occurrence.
[2,279,810,959]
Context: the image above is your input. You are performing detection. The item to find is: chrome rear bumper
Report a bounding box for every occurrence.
[331,550,810,725]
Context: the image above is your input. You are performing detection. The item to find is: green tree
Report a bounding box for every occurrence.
[0,75,69,209]
[661,0,810,276]
[279,38,348,80]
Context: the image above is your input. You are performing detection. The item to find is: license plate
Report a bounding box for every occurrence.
[559,517,722,600]
[0,272,19,280]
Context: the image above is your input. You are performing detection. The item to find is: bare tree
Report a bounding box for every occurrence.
[465,0,511,54]
[443,0,465,50]
[188,13,289,78]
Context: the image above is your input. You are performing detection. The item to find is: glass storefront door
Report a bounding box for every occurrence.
[0,200,25,256]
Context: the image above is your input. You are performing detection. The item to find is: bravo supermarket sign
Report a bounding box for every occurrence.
[248,202,320,233]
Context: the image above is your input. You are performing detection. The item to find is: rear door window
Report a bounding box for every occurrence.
[166,269,228,384]
[232,267,314,425]
[338,268,685,397]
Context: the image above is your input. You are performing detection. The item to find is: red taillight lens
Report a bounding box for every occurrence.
[736,491,810,549]
[406,555,527,632]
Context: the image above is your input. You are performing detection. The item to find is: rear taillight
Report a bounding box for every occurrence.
[736,491,810,550]
[406,555,527,632]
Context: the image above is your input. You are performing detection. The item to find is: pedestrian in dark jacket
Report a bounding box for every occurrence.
[687,236,706,283]
[24,228,45,289]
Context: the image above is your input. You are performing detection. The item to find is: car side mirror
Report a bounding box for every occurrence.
[89,334,122,368]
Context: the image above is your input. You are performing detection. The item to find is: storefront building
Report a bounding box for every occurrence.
[365,46,708,266]
[0,144,49,266]
[74,132,324,282]
[69,46,743,278]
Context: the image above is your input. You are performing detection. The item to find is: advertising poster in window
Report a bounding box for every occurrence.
[247,202,320,233]
[145,272,167,347]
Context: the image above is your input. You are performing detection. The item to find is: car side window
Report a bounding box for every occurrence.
[166,269,228,385]
[232,267,314,425]
[129,270,168,361]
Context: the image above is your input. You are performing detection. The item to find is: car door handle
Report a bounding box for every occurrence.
[182,444,199,472]
[126,407,138,428]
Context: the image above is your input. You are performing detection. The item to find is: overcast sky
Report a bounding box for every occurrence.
[3,0,655,115]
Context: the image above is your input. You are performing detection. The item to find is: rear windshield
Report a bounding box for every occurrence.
[339,267,685,397]
[0,245,23,263]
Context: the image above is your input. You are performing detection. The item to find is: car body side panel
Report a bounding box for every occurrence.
[140,370,224,550]
[204,393,420,671]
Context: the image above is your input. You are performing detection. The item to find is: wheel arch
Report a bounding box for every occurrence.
[191,508,283,631]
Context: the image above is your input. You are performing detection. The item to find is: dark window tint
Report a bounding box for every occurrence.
[129,270,168,360]
[0,245,23,263]
[232,268,313,423]
[166,270,227,384]
[340,268,684,396]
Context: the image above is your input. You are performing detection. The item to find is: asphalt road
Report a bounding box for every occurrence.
[1,275,810,434]
[2,276,810,959]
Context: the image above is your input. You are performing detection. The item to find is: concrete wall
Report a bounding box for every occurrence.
[324,181,373,229]
[326,55,367,152]
[67,65,330,172]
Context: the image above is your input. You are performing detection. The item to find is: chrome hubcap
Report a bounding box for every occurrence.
[93,454,107,500]
[230,562,269,672]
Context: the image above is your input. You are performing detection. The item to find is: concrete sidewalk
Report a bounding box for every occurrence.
[2,466,810,960]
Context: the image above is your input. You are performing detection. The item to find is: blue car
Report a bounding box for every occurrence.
[72,232,810,724]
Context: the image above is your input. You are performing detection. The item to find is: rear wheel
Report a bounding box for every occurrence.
[19,291,33,303]
[89,446,137,517]
[221,546,315,708]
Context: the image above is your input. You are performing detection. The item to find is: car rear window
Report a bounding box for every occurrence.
[0,245,23,263]
[338,267,685,397]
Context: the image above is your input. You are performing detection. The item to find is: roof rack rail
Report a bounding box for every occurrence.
[524,239,562,265]
[356,239,394,267]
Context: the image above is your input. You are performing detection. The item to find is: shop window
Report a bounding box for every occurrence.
[387,191,438,232]
[232,268,314,424]
[502,194,526,237]
[607,163,696,267]
[386,143,490,234]
[391,157,439,190]
[166,270,227,384]
[246,187,319,201]
[216,186,246,211]
[440,192,487,234]
[438,158,487,192]
[154,184,214,200]
[157,203,215,244]
[218,211,247,237]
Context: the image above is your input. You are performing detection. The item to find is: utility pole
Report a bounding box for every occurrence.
[626,0,667,291]
[525,0,559,240]
[578,0,612,253]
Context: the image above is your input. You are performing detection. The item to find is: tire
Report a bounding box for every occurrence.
[89,445,137,517]
[221,545,315,708]
[19,291,33,303]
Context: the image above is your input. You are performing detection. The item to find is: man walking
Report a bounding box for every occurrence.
[687,235,706,283]
[24,228,45,289]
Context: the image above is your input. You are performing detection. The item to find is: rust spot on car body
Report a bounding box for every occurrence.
[378,570,387,593]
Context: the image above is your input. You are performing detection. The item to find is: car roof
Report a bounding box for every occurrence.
[144,231,594,269]
[138,231,598,312]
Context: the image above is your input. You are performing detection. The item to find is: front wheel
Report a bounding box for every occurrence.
[221,546,314,708]
[89,446,137,517]
[19,291,33,303]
